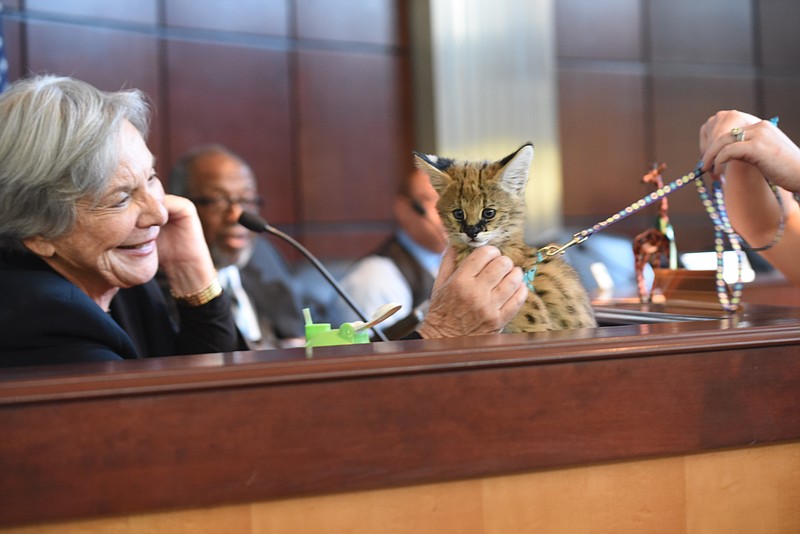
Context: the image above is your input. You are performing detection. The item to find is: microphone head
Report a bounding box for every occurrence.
[238,211,269,232]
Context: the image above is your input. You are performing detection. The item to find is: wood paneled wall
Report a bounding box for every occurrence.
[0,0,412,260]
[556,0,800,251]
[3,0,799,258]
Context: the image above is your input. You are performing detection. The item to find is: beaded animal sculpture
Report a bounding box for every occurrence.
[413,143,596,333]
[632,162,677,303]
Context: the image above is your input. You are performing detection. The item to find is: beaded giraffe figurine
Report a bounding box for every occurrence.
[632,162,677,303]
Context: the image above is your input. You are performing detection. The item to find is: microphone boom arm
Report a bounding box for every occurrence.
[238,211,390,343]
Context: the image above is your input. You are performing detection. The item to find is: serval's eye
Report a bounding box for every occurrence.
[452,208,464,221]
[482,208,496,219]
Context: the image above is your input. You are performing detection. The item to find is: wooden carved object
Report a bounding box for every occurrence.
[633,163,676,303]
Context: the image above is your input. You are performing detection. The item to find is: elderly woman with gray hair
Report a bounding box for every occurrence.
[0,75,246,366]
[0,75,538,366]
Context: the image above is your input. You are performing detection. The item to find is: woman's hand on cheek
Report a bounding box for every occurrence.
[157,195,217,295]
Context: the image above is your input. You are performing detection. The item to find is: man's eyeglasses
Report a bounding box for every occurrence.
[191,195,264,212]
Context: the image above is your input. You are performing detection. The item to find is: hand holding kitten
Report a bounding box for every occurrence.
[416,245,527,338]
[414,143,596,333]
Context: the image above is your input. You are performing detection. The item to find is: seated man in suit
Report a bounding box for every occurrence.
[168,145,306,349]
[334,168,447,339]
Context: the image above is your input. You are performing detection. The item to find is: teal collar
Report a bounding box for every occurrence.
[523,251,545,292]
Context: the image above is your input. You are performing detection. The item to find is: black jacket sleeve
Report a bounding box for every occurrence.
[112,281,248,357]
[174,289,249,355]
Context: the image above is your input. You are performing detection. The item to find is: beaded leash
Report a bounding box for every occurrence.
[539,166,705,257]
[694,176,745,310]
[544,117,797,312]
[534,166,746,310]
[691,117,792,310]
[532,117,789,312]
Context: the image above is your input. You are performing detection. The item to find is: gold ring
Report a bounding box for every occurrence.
[731,126,745,142]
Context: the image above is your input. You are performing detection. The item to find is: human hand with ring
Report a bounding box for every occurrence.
[699,110,800,194]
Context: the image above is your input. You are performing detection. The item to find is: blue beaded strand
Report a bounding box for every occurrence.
[694,177,744,311]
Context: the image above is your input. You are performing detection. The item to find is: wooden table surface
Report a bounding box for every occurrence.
[2,300,799,530]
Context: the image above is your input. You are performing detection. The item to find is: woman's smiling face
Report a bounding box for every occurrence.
[26,120,168,305]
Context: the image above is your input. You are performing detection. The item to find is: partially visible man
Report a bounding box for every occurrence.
[168,145,306,349]
[334,168,447,339]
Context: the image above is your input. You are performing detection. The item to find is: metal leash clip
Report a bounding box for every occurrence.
[540,233,589,258]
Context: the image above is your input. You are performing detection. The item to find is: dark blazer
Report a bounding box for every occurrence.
[239,237,306,341]
[368,235,436,340]
[0,249,243,368]
[372,235,435,310]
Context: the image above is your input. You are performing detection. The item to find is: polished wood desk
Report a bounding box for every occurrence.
[1,302,799,532]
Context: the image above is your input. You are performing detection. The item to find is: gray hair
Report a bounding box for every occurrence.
[168,143,250,197]
[0,75,150,250]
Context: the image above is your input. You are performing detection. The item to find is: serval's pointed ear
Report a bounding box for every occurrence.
[413,151,453,196]
[496,143,533,195]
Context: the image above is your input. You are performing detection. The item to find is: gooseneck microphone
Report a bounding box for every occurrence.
[237,211,390,343]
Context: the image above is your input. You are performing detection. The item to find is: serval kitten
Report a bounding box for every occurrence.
[414,143,597,333]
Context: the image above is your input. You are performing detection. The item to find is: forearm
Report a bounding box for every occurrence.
[754,197,800,286]
[161,257,218,298]
[722,161,783,248]
[722,164,800,283]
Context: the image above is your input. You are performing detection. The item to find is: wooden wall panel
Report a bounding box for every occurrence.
[758,0,800,68]
[24,20,160,99]
[295,48,411,257]
[759,0,800,155]
[24,0,158,25]
[763,78,800,144]
[24,20,160,102]
[165,40,294,224]
[295,0,399,45]
[165,0,289,36]
[650,73,756,250]
[651,74,757,180]
[6,1,412,262]
[555,0,641,60]
[648,0,753,65]
[7,0,800,263]
[24,20,164,176]
[555,0,800,254]
[558,68,648,218]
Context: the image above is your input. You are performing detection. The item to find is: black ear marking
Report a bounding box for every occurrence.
[413,151,454,171]
[497,142,534,168]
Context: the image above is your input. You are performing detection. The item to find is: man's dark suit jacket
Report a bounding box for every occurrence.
[239,237,306,343]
